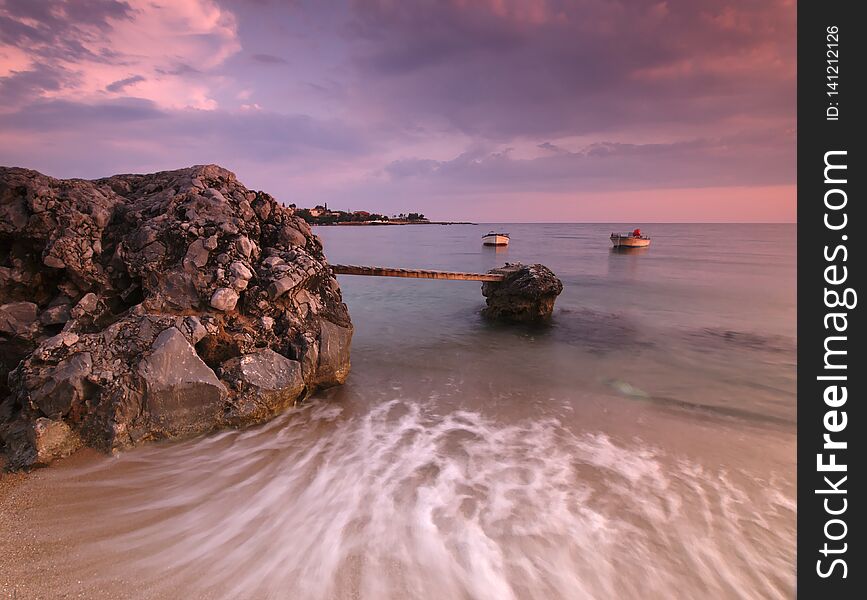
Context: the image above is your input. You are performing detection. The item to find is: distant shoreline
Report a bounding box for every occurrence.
[312,220,476,226]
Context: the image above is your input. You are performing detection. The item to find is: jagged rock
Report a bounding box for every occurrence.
[222,349,304,425]
[236,235,256,258]
[31,418,83,465]
[316,320,353,387]
[39,303,71,325]
[30,352,93,419]
[3,417,82,468]
[204,188,226,203]
[268,277,295,299]
[481,263,563,322]
[210,287,239,311]
[0,302,41,408]
[138,327,227,437]
[262,256,284,268]
[278,223,307,247]
[184,238,210,269]
[0,164,353,469]
[229,261,253,281]
[177,315,207,344]
[228,261,253,290]
[70,292,98,319]
[0,301,37,336]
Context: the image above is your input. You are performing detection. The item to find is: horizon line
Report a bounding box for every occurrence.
[322,221,799,225]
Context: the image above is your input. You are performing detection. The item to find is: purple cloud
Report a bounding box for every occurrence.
[250,53,287,65]
[0,0,796,220]
[105,74,145,93]
[344,0,795,139]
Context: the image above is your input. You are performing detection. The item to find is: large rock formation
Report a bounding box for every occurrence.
[481,263,563,322]
[0,165,352,469]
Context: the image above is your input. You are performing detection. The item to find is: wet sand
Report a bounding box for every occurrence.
[1,385,795,599]
[1,451,132,600]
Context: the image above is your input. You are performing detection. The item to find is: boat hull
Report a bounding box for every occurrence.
[483,234,510,246]
[610,236,650,248]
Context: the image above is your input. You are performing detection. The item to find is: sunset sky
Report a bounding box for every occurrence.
[0,0,795,221]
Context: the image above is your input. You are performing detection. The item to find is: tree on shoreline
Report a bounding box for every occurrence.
[295,207,426,225]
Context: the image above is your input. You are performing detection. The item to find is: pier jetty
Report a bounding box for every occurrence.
[331,262,563,322]
[331,264,504,282]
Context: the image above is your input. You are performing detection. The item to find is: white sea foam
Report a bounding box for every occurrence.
[46,398,795,599]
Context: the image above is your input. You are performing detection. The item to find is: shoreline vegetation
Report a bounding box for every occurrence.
[294,204,474,226]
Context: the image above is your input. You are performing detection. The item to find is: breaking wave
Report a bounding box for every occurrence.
[41,398,794,599]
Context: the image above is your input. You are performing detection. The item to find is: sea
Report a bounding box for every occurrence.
[9,223,796,599]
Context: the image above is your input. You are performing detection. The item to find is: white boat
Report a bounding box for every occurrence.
[610,229,651,248]
[482,232,510,246]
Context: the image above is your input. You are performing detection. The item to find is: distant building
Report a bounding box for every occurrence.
[308,203,328,218]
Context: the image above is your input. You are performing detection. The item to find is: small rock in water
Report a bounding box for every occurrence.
[607,379,650,398]
[481,263,563,322]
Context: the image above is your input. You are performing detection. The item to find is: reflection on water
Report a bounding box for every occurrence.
[484,243,510,254]
[12,224,796,599]
[609,245,650,255]
[607,246,650,278]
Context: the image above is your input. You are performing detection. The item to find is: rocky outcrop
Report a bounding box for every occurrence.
[0,164,352,470]
[481,263,563,322]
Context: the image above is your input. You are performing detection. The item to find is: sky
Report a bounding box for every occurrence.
[0,0,796,222]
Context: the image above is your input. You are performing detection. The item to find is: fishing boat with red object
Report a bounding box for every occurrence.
[610,228,651,248]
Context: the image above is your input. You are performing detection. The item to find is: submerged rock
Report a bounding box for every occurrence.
[481,263,563,322]
[0,164,352,469]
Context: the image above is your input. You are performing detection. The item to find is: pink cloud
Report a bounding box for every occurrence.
[1,0,795,222]
[0,0,240,110]
[631,41,793,82]
[435,185,796,223]
[0,44,29,77]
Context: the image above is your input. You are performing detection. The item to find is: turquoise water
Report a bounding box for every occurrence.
[320,223,796,426]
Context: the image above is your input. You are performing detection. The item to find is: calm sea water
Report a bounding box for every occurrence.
[320,223,796,425]
[17,224,796,599]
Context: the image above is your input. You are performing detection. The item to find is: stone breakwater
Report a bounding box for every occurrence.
[0,165,352,470]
